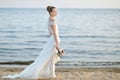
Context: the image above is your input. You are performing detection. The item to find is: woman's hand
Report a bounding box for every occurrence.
[56,44,60,50]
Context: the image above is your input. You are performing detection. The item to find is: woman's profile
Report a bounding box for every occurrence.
[1,5,63,79]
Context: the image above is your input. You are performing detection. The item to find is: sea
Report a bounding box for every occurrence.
[0,8,120,67]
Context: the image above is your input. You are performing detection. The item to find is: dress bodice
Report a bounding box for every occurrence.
[47,18,60,43]
[47,18,58,36]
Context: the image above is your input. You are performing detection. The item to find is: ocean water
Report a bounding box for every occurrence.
[0,8,120,67]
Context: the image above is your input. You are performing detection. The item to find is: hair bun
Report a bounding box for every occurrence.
[46,5,56,13]
[47,6,51,12]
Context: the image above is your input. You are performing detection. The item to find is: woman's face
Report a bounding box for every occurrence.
[50,8,57,16]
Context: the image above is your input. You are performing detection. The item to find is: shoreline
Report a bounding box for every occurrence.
[0,61,120,68]
[0,64,120,69]
[0,67,120,80]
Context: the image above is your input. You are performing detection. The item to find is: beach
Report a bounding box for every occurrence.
[0,66,120,80]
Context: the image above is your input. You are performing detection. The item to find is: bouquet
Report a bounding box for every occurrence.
[56,48,64,57]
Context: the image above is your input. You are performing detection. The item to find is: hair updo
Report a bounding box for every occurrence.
[47,6,56,13]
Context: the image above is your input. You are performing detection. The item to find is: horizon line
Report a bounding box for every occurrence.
[0,7,120,9]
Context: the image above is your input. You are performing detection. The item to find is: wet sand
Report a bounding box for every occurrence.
[0,66,120,80]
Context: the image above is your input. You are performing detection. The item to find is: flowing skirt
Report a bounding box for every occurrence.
[2,36,60,79]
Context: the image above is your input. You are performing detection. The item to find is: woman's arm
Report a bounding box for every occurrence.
[51,22,60,50]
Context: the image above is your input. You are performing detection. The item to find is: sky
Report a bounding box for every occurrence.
[0,0,120,8]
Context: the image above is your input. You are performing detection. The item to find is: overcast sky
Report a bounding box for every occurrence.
[0,0,120,8]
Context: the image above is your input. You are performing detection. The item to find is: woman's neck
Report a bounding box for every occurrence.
[50,14,55,18]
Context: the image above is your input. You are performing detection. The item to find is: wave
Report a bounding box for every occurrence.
[0,61,120,67]
[0,61,33,65]
[60,35,120,39]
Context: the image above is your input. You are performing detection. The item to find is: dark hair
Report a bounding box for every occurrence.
[47,6,56,13]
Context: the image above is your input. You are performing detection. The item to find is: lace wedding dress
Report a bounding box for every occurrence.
[1,18,60,79]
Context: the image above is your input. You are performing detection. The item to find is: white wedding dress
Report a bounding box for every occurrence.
[1,18,60,79]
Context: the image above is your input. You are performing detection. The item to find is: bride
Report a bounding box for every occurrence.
[2,6,63,79]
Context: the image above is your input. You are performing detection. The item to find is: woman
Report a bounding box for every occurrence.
[1,6,62,79]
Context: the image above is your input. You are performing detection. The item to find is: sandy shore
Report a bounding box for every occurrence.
[0,66,120,80]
